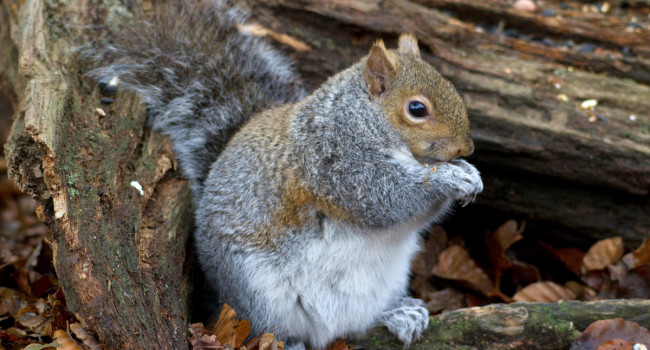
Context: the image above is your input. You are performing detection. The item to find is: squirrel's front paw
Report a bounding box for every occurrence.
[442,160,483,207]
[378,297,429,348]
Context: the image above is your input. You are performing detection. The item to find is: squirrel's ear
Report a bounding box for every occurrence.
[365,40,395,97]
[398,33,420,56]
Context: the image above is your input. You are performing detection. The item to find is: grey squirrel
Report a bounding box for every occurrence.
[89,0,483,348]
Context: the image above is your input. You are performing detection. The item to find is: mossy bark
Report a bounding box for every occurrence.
[2,0,192,348]
[352,300,650,349]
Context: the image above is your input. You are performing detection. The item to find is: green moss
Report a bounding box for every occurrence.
[68,187,79,198]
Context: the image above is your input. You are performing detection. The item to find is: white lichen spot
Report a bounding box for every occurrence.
[634,344,648,350]
[556,94,569,102]
[95,108,106,117]
[629,115,637,121]
[554,83,561,89]
[580,99,598,109]
[53,195,67,220]
[108,76,119,86]
[130,181,144,196]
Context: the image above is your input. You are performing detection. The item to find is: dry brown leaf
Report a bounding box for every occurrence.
[325,338,349,350]
[234,319,252,347]
[212,303,250,347]
[634,263,650,285]
[564,281,596,300]
[538,241,585,276]
[23,342,58,350]
[493,220,525,251]
[237,23,310,51]
[53,329,84,350]
[582,237,624,274]
[70,323,101,350]
[0,328,26,343]
[485,220,526,289]
[432,245,493,296]
[512,281,577,302]
[411,226,447,292]
[608,263,650,299]
[622,238,650,270]
[0,286,29,317]
[258,333,285,350]
[15,312,50,335]
[423,287,466,313]
[570,318,650,350]
[595,339,636,350]
[189,323,222,350]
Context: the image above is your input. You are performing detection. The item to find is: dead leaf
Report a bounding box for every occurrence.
[53,329,84,350]
[570,318,650,350]
[432,245,493,296]
[633,263,650,285]
[212,303,251,347]
[24,342,59,350]
[258,332,285,350]
[48,292,72,331]
[0,328,27,343]
[493,220,525,252]
[538,241,585,276]
[622,238,650,270]
[15,312,50,335]
[564,281,596,300]
[608,263,650,299]
[512,281,577,302]
[411,226,447,292]
[582,237,624,274]
[581,270,612,292]
[325,338,349,350]
[189,323,222,350]
[70,323,101,350]
[595,339,636,350]
[507,261,542,290]
[423,287,466,313]
[0,286,30,317]
[30,275,57,298]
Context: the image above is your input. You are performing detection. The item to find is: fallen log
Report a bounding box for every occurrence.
[352,299,650,349]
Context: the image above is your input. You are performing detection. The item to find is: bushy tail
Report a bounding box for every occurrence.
[86,0,305,200]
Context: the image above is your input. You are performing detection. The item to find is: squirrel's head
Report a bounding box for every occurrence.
[364,34,474,163]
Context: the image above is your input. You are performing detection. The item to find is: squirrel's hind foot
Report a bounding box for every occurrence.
[378,297,429,349]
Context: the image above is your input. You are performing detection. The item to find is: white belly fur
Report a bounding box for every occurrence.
[248,216,426,348]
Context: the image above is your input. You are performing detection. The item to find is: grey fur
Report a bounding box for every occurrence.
[378,297,430,348]
[88,1,483,348]
[86,0,305,200]
[196,60,482,348]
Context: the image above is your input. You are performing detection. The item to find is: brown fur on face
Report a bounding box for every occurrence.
[365,34,473,162]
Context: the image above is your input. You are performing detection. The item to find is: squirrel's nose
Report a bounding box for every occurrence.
[446,139,474,159]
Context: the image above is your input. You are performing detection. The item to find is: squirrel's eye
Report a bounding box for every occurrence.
[408,101,428,118]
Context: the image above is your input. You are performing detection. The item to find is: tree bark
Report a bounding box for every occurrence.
[2,0,650,349]
[2,0,192,349]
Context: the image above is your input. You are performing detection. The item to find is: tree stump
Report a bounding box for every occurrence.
[3,1,192,348]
